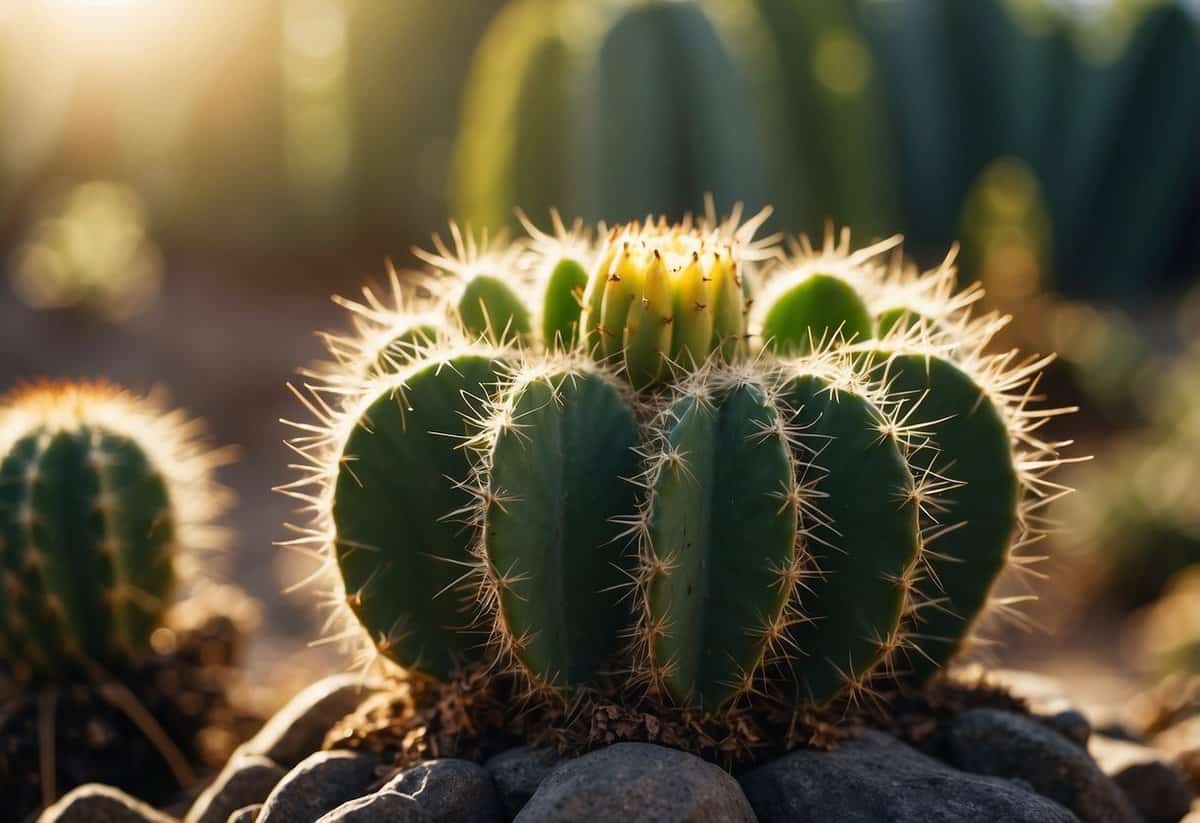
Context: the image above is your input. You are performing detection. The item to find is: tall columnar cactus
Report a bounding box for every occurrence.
[0,383,229,678]
[287,208,1069,720]
[454,0,798,229]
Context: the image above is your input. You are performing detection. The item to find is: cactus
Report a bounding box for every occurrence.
[466,355,642,688]
[284,337,510,680]
[413,225,533,346]
[0,383,228,678]
[286,209,1069,725]
[578,208,773,388]
[755,231,1071,677]
[453,0,796,229]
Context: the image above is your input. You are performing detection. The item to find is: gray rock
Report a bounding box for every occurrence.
[948,709,1140,823]
[239,674,377,768]
[382,759,502,823]
[185,753,285,823]
[224,806,261,823]
[37,784,177,823]
[1090,734,1193,823]
[973,669,1092,746]
[515,742,755,823]
[258,750,381,823]
[485,747,562,818]
[316,791,431,822]
[1046,709,1094,749]
[739,729,1078,823]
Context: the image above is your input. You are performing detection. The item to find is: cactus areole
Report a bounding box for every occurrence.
[286,204,1071,724]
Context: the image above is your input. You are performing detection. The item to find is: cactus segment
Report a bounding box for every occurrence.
[622,252,673,388]
[582,217,754,388]
[541,258,590,350]
[709,253,745,361]
[760,273,873,355]
[477,364,640,687]
[0,383,228,677]
[867,351,1018,681]
[331,354,505,680]
[640,377,800,708]
[457,275,533,345]
[780,369,920,704]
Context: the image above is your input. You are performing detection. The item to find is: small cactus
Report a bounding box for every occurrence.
[285,207,1070,721]
[0,383,229,679]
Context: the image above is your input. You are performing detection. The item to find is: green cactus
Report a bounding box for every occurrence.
[413,225,533,346]
[776,358,923,703]
[633,365,803,708]
[453,0,796,229]
[755,231,1067,681]
[578,208,775,388]
[295,340,509,680]
[467,355,641,688]
[288,209,1069,722]
[0,383,228,678]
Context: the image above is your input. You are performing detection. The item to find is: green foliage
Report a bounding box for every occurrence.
[289,209,1067,721]
[0,384,227,678]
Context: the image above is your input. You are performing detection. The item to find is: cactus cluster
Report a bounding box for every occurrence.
[0,383,229,679]
[285,206,1070,715]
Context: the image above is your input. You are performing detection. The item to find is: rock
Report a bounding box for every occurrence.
[185,753,285,823]
[948,709,1140,823]
[258,750,381,823]
[739,729,1078,823]
[485,747,562,818]
[225,806,261,823]
[515,742,754,823]
[239,674,377,768]
[38,784,177,823]
[1046,709,1094,749]
[973,669,1092,746]
[382,759,502,823]
[1090,735,1193,823]
[316,791,432,822]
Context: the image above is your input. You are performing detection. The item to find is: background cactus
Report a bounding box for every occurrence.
[0,383,229,679]
[287,208,1068,721]
[453,0,797,230]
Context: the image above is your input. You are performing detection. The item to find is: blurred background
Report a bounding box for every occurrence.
[1,0,1198,708]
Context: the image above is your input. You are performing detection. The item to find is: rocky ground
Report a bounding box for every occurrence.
[31,669,1200,823]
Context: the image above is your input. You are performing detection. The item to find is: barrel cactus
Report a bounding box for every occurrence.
[286,207,1069,722]
[0,382,229,680]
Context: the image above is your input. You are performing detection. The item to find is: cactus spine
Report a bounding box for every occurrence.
[0,383,229,678]
[287,207,1069,723]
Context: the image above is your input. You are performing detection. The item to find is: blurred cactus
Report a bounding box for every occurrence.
[861,0,1200,299]
[0,383,229,680]
[453,0,800,230]
[285,207,1069,719]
